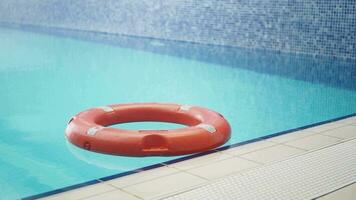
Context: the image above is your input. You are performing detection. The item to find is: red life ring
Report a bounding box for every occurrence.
[66,103,231,156]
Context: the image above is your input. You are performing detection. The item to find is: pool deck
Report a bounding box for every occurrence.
[40,116,356,200]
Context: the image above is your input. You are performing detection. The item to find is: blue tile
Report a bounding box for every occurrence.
[0,0,355,59]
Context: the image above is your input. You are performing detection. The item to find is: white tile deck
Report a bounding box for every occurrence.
[222,140,276,155]
[122,172,206,199]
[41,116,356,200]
[320,126,356,140]
[238,144,305,163]
[336,116,356,125]
[285,134,341,150]
[266,130,316,143]
[187,157,259,180]
[40,183,116,200]
[162,138,356,200]
[304,121,346,133]
[107,166,180,188]
[167,152,232,170]
[84,190,140,200]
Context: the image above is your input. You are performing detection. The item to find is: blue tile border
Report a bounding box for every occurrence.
[21,112,356,200]
[1,23,356,92]
[0,0,355,59]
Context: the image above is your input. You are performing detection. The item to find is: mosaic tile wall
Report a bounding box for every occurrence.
[0,0,355,59]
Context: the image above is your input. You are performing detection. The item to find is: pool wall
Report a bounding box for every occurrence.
[0,0,355,59]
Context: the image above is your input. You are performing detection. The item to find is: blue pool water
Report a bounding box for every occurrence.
[0,26,356,199]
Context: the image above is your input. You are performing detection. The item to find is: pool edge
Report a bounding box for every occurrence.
[21,112,356,200]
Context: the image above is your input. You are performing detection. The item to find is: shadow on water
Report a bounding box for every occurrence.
[1,22,356,91]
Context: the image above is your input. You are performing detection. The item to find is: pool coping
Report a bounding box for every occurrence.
[21,112,356,200]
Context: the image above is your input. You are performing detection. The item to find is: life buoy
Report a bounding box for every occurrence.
[66,103,231,156]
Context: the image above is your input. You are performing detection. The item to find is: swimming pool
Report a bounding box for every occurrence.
[0,26,356,199]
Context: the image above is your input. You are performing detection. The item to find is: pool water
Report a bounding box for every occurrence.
[0,27,356,199]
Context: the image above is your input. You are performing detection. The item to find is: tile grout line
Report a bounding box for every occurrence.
[106,171,182,190]
[266,131,320,144]
[277,143,311,151]
[118,188,145,200]
[306,123,351,134]
[75,188,117,200]
[230,155,265,165]
[162,153,235,170]
[219,142,280,156]
[147,182,210,200]
[317,132,350,140]
[175,169,214,181]
[64,184,118,200]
